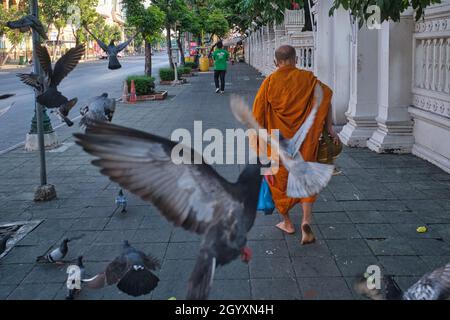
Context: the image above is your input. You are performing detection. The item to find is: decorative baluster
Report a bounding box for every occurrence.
[432,38,438,91]
[438,38,445,92]
[426,39,432,90]
[421,39,426,88]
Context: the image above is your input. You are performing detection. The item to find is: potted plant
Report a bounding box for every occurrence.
[126,75,167,101]
[184,62,199,72]
[159,68,187,85]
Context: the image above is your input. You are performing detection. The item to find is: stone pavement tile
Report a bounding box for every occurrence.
[391,223,443,239]
[407,199,446,211]
[151,280,187,300]
[95,229,137,244]
[394,276,422,292]
[247,226,285,240]
[132,228,172,243]
[170,228,202,242]
[357,189,398,200]
[104,214,145,230]
[138,214,172,230]
[84,244,123,262]
[0,263,34,285]
[335,255,380,277]
[286,238,331,257]
[159,259,195,281]
[421,188,450,199]
[339,201,376,211]
[416,211,450,224]
[80,206,117,218]
[72,217,110,231]
[355,224,400,239]
[247,240,289,257]
[249,257,295,279]
[313,201,344,213]
[366,238,416,256]
[378,256,430,276]
[344,277,370,300]
[7,283,63,300]
[209,279,251,299]
[379,211,424,224]
[346,211,387,223]
[313,212,351,224]
[371,200,410,211]
[406,238,450,256]
[165,242,201,260]
[0,285,16,300]
[292,256,341,278]
[431,224,450,240]
[297,277,353,300]
[253,213,282,226]
[251,278,301,300]
[215,260,249,280]
[0,243,55,264]
[318,224,361,239]
[436,199,450,210]
[22,263,68,284]
[326,239,373,257]
[419,255,450,270]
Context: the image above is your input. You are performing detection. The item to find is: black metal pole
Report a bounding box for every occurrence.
[30,0,47,186]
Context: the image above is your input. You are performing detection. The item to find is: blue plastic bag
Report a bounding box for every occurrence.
[257,177,275,215]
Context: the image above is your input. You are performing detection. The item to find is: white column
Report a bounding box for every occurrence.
[367,17,415,153]
[339,24,379,147]
[313,0,333,87]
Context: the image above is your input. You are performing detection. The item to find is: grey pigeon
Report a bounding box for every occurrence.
[355,263,450,300]
[115,189,127,213]
[73,121,264,300]
[66,256,85,300]
[19,43,84,127]
[0,94,14,100]
[0,233,13,256]
[79,93,116,128]
[84,27,137,70]
[36,238,70,263]
[83,240,160,297]
[6,14,47,40]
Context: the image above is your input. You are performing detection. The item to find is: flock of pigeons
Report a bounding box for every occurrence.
[1,14,135,125]
[1,13,449,301]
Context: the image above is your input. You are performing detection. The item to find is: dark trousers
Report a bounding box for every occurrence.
[214,70,226,91]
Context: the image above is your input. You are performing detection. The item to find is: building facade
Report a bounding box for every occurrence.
[243,0,450,174]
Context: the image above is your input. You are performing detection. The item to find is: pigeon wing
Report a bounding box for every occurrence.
[142,253,161,271]
[115,36,134,53]
[104,255,128,285]
[74,121,241,235]
[34,43,52,79]
[28,15,47,39]
[51,44,85,87]
[405,262,450,300]
[84,27,109,53]
[17,73,41,90]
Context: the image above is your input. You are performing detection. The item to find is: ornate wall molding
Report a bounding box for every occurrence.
[412,93,450,118]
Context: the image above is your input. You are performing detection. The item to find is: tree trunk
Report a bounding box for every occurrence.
[52,28,61,61]
[0,46,15,66]
[166,25,174,69]
[176,32,185,65]
[144,40,152,76]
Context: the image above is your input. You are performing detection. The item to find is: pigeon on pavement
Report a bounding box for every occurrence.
[82,240,160,297]
[355,262,450,300]
[115,189,127,213]
[79,93,116,128]
[84,27,138,70]
[6,14,47,40]
[66,256,85,300]
[36,238,70,263]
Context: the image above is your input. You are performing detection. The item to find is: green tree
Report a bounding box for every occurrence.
[122,0,166,76]
[0,3,29,65]
[205,8,229,41]
[329,0,442,28]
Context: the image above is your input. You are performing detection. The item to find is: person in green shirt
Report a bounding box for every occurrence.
[212,41,229,94]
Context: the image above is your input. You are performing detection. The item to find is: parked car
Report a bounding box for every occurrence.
[99,52,124,59]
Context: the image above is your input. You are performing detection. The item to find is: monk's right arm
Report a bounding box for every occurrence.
[325,103,341,145]
[252,78,270,128]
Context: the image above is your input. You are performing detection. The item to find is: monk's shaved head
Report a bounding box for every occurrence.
[275,45,296,63]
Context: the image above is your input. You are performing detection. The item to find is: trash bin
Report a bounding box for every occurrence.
[199,56,209,72]
[19,55,25,65]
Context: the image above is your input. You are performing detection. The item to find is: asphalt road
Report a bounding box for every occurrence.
[0,53,169,153]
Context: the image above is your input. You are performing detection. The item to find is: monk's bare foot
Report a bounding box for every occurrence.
[300,223,316,245]
[276,221,295,234]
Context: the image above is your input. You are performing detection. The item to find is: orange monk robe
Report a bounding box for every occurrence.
[252,65,333,215]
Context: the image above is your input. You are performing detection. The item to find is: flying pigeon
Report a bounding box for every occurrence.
[84,27,138,70]
[0,233,13,256]
[73,120,264,300]
[115,189,127,213]
[229,87,334,199]
[36,238,70,264]
[18,43,84,127]
[355,263,450,300]
[0,94,15,100]
[6,14,48,40]
[66,256,85,300]
[79,93,116,128]
[82,240,160,297]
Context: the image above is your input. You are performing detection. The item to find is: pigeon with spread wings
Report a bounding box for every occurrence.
[74,120,264,300]
[18,43,84,127]
[84,27,138,70]
[6,14,47,40]
[82,241,160,297]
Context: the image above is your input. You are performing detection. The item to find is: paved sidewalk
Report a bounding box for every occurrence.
[1,62,450,300]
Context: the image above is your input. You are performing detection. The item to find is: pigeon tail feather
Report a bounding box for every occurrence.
[116,267,159,297]
[186,253,216,300]
[286,161,334,198]
[108,56,122,70]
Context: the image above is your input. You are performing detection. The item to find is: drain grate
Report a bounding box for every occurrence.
[0,220,42,260]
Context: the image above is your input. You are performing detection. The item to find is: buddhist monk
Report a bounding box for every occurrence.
[252,45,340,245]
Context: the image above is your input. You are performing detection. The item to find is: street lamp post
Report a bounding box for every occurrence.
[29,0,56,201]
